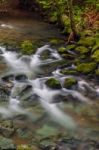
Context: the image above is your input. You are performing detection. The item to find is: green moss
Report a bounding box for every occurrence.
[21,40,37,55]
[61,69,77,75]
[17,145,31,150]
[63,77,77,89]
[77,37,95,47]
[75,46,89,54]
[58,47,67,54]
[80,30,94,37]
[65,44,76,51]
[92,44,99,53]
[50,38,63,45]
[45,78,61,89]
[95,69,99,76]
[77,62,96,74]
[91,50,99,62]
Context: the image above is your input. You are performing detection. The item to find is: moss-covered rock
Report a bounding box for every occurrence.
[77,37,95,47]
[55,44,75,55]
[17,145,33,150]
[58,47,67,54]
[45,78,61,89]
[80,30,94,37]
[95,69,99,77]
[75,46,89,54]
[65,44,76,51]
[91,50,99,62]
[92,44,99,53]
[21,40,37,55]
[50,38,63,45]
[63,77,77,89]
[76,62,96,74]
[61,69,77,75]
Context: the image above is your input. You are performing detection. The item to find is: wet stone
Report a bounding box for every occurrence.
[0,136,16,150]
[15,74,28,82]
[1,74,15,82]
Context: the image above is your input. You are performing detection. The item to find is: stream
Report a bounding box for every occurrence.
[0,17,99,149]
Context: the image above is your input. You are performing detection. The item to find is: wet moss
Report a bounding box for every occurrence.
[61,69,77,75]
[58,47,67,54]
[75,46,89,54]
[63,77,77,89]
[21,40,37,55]
[76,62,96,74]
[77,37,96,47]
[92,44,99,53]
[91,50,99,62]
[45,78,61,89]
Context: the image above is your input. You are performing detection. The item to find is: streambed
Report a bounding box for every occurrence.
[0,17,99,150]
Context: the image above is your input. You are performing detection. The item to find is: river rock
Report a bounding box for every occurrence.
[0,84,10,101]
[0,136,16,150]
[1,74,15,82]
[45,78,62,89]
[15,74,28,82]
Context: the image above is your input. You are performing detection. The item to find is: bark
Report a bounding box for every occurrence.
[67,0,77,38]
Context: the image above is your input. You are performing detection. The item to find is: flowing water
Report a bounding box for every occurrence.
[0,17,99,148]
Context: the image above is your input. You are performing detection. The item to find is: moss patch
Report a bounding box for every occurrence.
[63,77,77,89]
[61,69,77,75]
[77,37,95,47]
[21,40,37,55]
[75,46,89,54]
[91,50,99,62]
[45,78,61,89]
[76,62,96,74]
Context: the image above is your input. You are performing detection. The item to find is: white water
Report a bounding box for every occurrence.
[0,45,98,129]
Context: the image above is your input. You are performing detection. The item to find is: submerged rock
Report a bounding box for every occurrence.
[45,78,62,89]
[15,74,28,82]
[0,136,16,150]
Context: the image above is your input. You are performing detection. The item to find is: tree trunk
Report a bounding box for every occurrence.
[67,0,77,39]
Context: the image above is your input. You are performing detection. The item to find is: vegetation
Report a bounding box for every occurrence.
[63,77,77,89]
[21,40,37,55]
[45,78,62,89]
